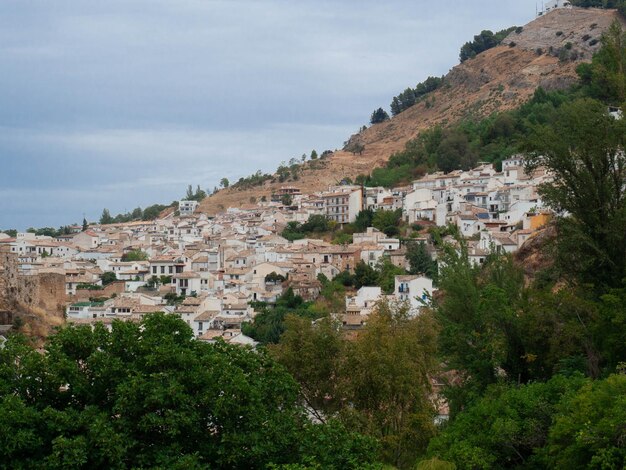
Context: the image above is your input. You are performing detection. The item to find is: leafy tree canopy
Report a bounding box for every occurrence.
[0,313,380,469]
[525,97,626,288]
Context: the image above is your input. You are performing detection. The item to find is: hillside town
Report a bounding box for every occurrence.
[0,155,552,345]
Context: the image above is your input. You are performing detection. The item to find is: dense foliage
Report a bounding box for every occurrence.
[120,249,149,262]
[281,215,332,241]
[271,300,439,468]
[242,288,324,344]
[570,0,626,15]
[0,314,380,469]
[525,98,626,289]
[390,76,444,116]
[282,209,405,242]
[99,202,175,225]
[370,107,390,124]
[459,27,517,62]
[183,184,207,202]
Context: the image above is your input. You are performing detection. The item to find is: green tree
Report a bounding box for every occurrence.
[354,260,379,288]
[436,129,477,172]
[435,245,527,413]
[426,375,587,469]
[340,299,439,468]
[318,275,347,313]
[353,209,374,231]
[525,98,626,288]
[270,315,345,421]
[141,203,169,221]
[301,215,330,233]
[370,107,390,124]
[332,232,353,245]
[242,289,318,344]
[121,250,149,262]
[220,177,229,188]
[82,218,88,231]
[281,193,293,206]
[459,28,515,63]
[185,184,194,200]
[372,209,402,236]
[100,272,117,285]
[310,149,318,160]
[99,208,113,225]
[406,241,437,279]
[542,374,626,469]
[130,207,142,220]
[265,272,286,284]
[194,185,206,201]
[272,299,439,468]
[0,314,380,469]
[577,20,626,104]
[519,287,604,380]
[375,257,406,294]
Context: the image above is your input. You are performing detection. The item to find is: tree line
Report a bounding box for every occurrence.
[459,27,518,62]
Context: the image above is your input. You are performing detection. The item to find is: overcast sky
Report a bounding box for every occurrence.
[0,0,538,230]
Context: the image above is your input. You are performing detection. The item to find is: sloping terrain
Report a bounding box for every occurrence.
[199,8,623,215]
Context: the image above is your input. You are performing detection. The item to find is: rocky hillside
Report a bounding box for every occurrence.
[199,7,623,215]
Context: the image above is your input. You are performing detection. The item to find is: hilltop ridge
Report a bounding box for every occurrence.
[199,7,623,215]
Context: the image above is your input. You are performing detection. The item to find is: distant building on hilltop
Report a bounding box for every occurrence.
[538,0,572,16]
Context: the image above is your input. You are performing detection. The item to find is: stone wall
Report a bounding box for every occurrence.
[0,247,66,340]
[68,281,125,303]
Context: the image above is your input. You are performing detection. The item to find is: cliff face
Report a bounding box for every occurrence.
[0,248,65,344]
[199,8,623,215]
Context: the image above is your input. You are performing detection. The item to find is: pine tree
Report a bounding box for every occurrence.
[100,208,113,225]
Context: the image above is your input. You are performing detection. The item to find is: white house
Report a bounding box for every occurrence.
[394,275,435,314]
[345,286,382,316]
[179,200,199,216]
[404,188,438,223]
[173,271,202,296]
[321,186,363,225]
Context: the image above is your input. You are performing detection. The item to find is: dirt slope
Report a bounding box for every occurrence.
[199,8,622,215]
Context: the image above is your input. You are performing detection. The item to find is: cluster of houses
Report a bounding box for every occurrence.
[0,156,551,344]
